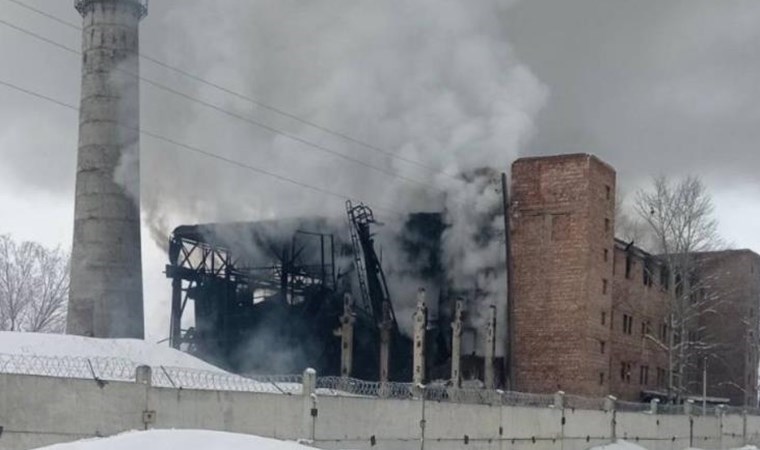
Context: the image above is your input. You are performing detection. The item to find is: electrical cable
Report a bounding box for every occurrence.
[0,16,445,195]
[3,0,460,181]
[0,77,407,219]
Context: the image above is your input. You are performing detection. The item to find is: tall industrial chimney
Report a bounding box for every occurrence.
[67,0,147,339]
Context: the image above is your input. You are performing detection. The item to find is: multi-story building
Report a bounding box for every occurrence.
[510,153,760,405]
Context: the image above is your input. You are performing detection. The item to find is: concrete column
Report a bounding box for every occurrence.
[484,304,497,389]
[379,302,392,383]
[605,395,617,442]
[135,365,154,430]
[135,365,152,385]
[650,398,660,415]
[413,289,428,385]
[451,299,464,388]
[302,368,318,443]
[68,0,148,339]
[339,293,355,378]
[554,390,565,409]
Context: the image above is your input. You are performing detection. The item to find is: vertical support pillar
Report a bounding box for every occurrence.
[451,299,464,388]
[742,409,748,446]
[718,405,726,450]
[555,391,565,450]
[339,293,355,378]
[136,365,155,430]
[302,368,318,443]
[501,172,515,390]
[484,304,497,389]
[379,303,392,384]
[650,398,660,415]
[413,289,428,386]
[605,395,617,443]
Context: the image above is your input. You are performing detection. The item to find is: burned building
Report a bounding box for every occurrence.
[165,153,759,405]
[165,202,490,382]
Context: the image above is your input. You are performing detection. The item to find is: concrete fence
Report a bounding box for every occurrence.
[0,368,758,450]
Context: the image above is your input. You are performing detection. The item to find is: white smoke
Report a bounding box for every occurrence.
[140,0,548,350]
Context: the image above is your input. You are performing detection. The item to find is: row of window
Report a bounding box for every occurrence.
[600,311,666,341]
[615,363,668,387]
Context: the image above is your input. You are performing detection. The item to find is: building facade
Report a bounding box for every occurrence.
[510,153,759,405]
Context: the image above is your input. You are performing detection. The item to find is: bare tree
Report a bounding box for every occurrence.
[635,176,725,402]
[0,235,69,333]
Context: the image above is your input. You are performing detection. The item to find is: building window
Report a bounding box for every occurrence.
[599,371,605,385]
[657,367,667,388]
[623,314,633,335]
[605,185,611,200]
[640,366,649,385]
[604,248,609,262]
[641,320,651,338]
[625,254,632,279]
[600,340,606,354]
[659,323,668,342]
[620,362,632,383]
[605,218,611,234]
[602,279,608,294]
[660,266,670,290]
[643,259,653,287]
[601,311,607,325]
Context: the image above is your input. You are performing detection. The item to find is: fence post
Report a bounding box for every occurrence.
[302,368,317,444]
[717,405,726,450]
[605,395,617,443]
[685,400,694,448]
[742,409,748,446]
[135,366,155,430]
[555,391,565,450]
[419,384,427,450]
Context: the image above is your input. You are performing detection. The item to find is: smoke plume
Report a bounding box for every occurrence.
[140,0,548,351]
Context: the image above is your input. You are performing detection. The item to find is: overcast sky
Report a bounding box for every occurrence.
[1,0,758,340]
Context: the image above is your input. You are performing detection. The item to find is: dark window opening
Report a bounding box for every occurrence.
[602,279,608,295]
[640,365,649,385]
[600,340,606,354]
[601,311,607,325]
[660,266,670,290]
[622,314,633,335]
[599,371,605,385]
[625,254,632,279]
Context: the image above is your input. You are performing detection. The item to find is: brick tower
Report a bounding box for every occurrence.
[510,154,616,396]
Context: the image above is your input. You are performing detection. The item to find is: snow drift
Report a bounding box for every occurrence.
[30,430,321,450]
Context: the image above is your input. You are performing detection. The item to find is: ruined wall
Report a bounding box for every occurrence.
[610,244,670,401]
[510,154,615,397]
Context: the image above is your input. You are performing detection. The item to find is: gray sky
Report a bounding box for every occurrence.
[1,0,758,340]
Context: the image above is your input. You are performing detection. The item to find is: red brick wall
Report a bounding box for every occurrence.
[609,245,670,401]
[510,154,615,396]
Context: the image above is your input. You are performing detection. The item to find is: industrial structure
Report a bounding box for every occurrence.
[165,153,759,406]
[67,0,147,338]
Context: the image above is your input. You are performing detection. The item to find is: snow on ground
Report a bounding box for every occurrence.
[31,430,321,450]
[589,440,650,450]
[0,331,223,372]
[591,442,759,450]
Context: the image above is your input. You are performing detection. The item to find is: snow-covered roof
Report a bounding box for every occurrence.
[0,331,223,372]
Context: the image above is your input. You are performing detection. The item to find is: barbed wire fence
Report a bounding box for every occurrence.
[0,353,756,415]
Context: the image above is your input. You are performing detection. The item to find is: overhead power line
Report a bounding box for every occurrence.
[0,77,407,219]
[0,16,444,195]
[3,0,459,181]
